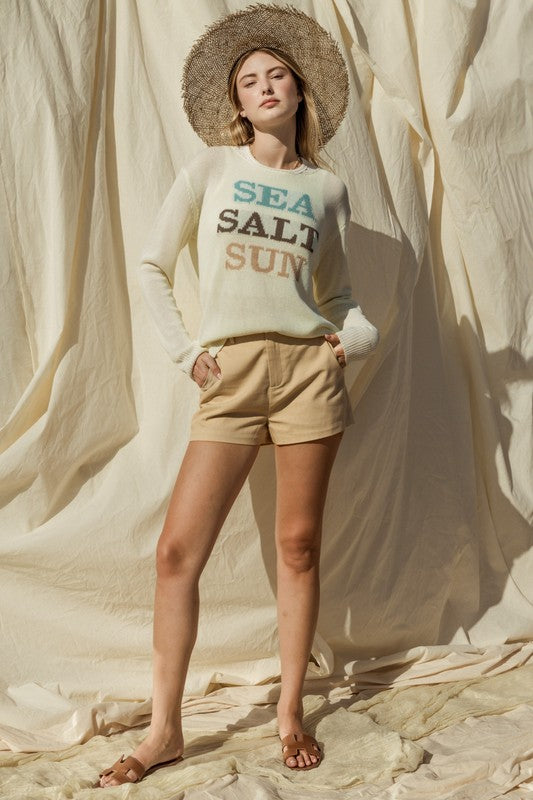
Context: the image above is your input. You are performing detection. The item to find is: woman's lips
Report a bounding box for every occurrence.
[260,99,279,107]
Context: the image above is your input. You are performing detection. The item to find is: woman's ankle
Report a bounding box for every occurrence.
[277,697,304,723]
[145,722,183,747]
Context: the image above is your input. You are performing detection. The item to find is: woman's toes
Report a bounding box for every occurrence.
[100,773,123,787]
[288,749,319,768]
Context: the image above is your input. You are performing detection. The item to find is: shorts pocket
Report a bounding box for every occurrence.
[324,338,344,370]
[200,368,217,391]
[199,340,228,391]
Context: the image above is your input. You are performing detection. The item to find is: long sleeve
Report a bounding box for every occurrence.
[139,146,379,369]
[313,222,379,363]
[139,168,206,377]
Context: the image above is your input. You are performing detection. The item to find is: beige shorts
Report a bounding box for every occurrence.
[190,333,354,446]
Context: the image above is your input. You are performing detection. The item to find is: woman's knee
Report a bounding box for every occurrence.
[156,534,198,580]
[277,526,321,573]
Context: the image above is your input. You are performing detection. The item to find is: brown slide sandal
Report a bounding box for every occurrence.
[98,753,181,786]
[280,733,322,771]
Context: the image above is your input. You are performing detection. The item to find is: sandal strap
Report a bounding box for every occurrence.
[100,754,146,783]
[281,733,321,761]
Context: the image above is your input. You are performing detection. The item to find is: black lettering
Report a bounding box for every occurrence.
[270,216,297,246]
[237,211,268,238]
[299,223,319,252]
[217,208,239,233]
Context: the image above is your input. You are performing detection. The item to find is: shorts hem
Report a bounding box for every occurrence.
[189,430,270,446]
[189,419,353,447]
[270,420,353,445]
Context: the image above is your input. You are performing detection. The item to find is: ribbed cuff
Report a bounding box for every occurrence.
[337,325,380,363]
[176,341,208,379]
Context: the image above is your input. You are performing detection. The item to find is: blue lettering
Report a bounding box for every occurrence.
[233,180,315,221]
[288,193,314,220]
[233,180,256,203]
[256,184,288,210]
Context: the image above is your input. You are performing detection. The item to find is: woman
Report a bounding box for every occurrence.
[99,4,378,787]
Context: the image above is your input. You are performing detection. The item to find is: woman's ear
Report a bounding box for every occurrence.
[240,109,247,117]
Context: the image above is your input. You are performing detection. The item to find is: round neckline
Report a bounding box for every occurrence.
[241,144,309,174]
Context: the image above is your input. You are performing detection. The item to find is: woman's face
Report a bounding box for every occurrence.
[235,50,301,132]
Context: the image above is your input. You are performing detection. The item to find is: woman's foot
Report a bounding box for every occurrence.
[280,732,321,770]
[99,729,183,787]
[277,707,320,769]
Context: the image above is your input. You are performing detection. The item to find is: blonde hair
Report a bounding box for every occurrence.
[226,48,330,169]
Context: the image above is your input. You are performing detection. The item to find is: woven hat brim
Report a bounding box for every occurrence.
[181,3,349,147]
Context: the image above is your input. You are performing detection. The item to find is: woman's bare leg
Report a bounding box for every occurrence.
[274,432,343,769]
[100,440,259,787]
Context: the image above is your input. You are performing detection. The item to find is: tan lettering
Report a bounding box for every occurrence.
[278,251,306,282]
[225,241,246,269]
[250,245,279,273]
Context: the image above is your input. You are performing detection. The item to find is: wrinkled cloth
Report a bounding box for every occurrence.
[0,6,531,799]
[1,663,533,798]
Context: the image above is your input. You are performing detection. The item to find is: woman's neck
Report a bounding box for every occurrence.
[249,128,300,170]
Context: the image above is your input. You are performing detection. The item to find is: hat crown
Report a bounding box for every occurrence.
[181,3,349,148]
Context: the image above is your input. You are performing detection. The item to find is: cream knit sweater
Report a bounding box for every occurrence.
[139,145,379,377]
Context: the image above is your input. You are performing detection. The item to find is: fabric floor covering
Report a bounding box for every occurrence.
[1,646,533,798]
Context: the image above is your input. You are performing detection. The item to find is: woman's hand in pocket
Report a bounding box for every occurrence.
[324,333,346,368]
[192,352,221,388]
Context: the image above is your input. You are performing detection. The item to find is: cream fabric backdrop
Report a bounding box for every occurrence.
[0,0,531,775]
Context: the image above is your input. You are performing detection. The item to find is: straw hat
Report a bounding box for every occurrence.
[181,3,349,147]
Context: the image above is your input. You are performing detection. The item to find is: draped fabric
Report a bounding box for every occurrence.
[0,1,531,797]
